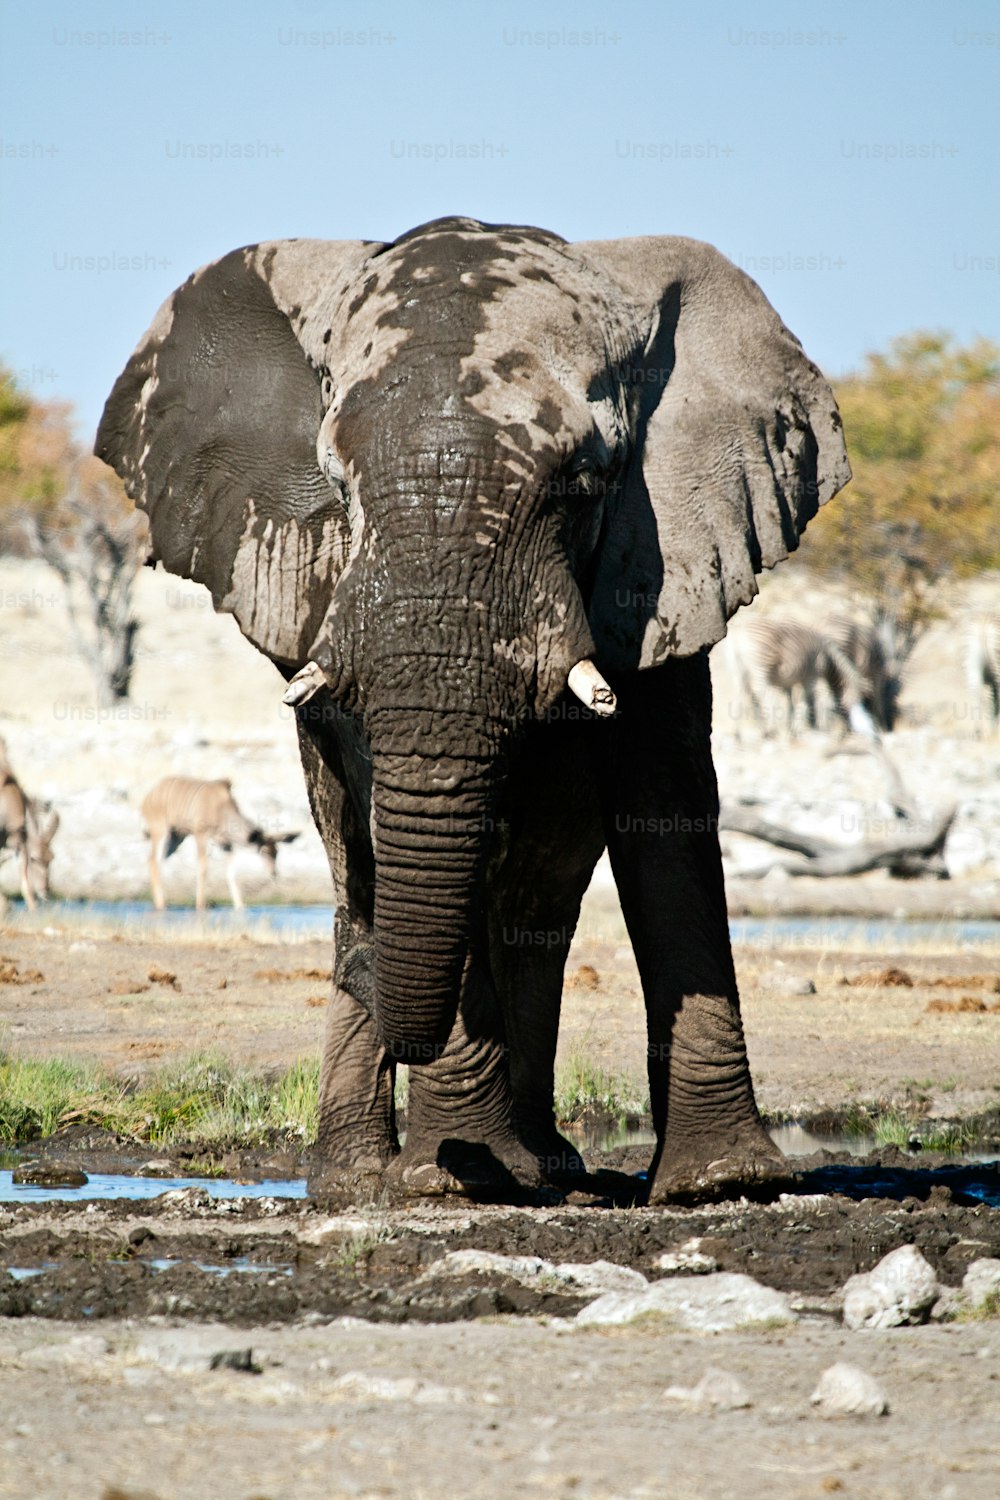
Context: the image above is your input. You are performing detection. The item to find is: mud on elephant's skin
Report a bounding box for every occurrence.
[96,216,849,1204]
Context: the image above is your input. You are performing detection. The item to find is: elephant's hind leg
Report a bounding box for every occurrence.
[296,708,399,1195]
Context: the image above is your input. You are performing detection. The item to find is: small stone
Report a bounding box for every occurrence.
[663,1367,752,1411]
[764,970,816,996]
[962,1258,1000,1310]
[930,1287,964,1322]
[156,1187,211,1209]
[654,1237,719,1274]
[12,1161,88,1188]
[810,1362,889,1417]
[432,1250,648,1295]
[576,1272,796,1330]
[843,1244,939,1330]
[209,1348,262,1374]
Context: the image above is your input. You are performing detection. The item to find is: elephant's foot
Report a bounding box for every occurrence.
[385,1130,543,1201]
[647,1124,789,1206]
[307,1140,399,1204]
[519,1122,587,1183]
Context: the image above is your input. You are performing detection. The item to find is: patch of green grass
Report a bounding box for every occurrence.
[916,1122,975,1154]
[0,1048,321,1148]
[962,1289,1000,1322]
[842,1103,976,1155]
[870,1109,914,1149]
[554,1047,648,1126]
[328,1222,394,1272]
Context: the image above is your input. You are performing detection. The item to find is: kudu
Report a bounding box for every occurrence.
[0,740,59,910]
[141,777,298,911]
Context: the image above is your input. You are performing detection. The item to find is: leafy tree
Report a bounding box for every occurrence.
[802,333,1000,646]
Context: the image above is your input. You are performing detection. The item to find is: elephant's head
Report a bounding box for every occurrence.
[96,216,848,1055]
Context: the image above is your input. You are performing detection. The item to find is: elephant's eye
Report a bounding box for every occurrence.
[562,457,603,500]
[321,373,335,407]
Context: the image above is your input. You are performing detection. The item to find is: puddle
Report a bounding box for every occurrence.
[14,901,1000,948]
[0,1171,307,1204]
[729,916,1000,948]
[145,1257,294,1277]
[800,1161,1000,1207]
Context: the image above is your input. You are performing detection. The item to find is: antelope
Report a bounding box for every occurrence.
[728,615,879,739]
[141,776,298,911]
[0,740,59,910]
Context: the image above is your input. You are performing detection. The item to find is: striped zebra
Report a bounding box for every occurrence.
[828,613,903,732]
[966,613,1000,733]
[728,615,879,739]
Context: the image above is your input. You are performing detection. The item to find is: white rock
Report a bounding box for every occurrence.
[962,1258,1000,1310]
[842,1245,939,1330]
[811,1362,889,1417]
[434,1250,647,1295]
[763,970,816,996]
[576,1272,797,1330]
[654,1237,719,1274]
[663,1368,752,1411]
[297,1216,389,1247]
[331,1372,471,1405]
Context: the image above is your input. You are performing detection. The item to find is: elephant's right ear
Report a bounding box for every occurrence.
[95,239,378,667]
[572,237,850,670]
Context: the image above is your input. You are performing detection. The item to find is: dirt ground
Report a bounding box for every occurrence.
[3,898,999,1126]
[1,912,1000,1499]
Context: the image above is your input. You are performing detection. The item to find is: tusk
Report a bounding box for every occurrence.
[567,659,617,717]
[282,661,327,707]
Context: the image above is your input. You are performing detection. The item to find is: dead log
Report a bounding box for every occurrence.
[720,803,956,879]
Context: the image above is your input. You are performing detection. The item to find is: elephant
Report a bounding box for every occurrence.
[95,216,850,1203]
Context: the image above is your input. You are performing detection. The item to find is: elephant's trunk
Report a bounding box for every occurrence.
[370,743,499,1061]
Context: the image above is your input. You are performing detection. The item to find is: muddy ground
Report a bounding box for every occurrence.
[1,917,999,1498]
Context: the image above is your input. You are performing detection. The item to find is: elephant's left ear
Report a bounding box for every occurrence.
[571,237,850,669]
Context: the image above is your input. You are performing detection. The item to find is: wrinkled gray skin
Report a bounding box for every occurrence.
[96,217,849,1203]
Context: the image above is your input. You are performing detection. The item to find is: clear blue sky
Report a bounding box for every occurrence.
[2,0,998,440]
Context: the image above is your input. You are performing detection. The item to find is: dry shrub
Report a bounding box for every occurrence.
[255,966,331,982]
[565,964,601,992]
[926,996,1000,1015]
[0,958,44,984]
[848,967,913,988]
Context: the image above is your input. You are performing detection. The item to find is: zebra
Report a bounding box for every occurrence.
[727,615,879,739]
[828,613,904,732]
[966,613,1000,734]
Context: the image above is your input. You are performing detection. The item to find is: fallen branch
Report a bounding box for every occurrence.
[720,803,956,879]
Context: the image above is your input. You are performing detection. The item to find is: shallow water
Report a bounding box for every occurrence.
[0,1171,307,1205]
[16,899,1000,948]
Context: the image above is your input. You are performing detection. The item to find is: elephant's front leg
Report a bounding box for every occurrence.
[488,721,606,1179]
[595,655,784,1204]
[387,948,542,1196]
